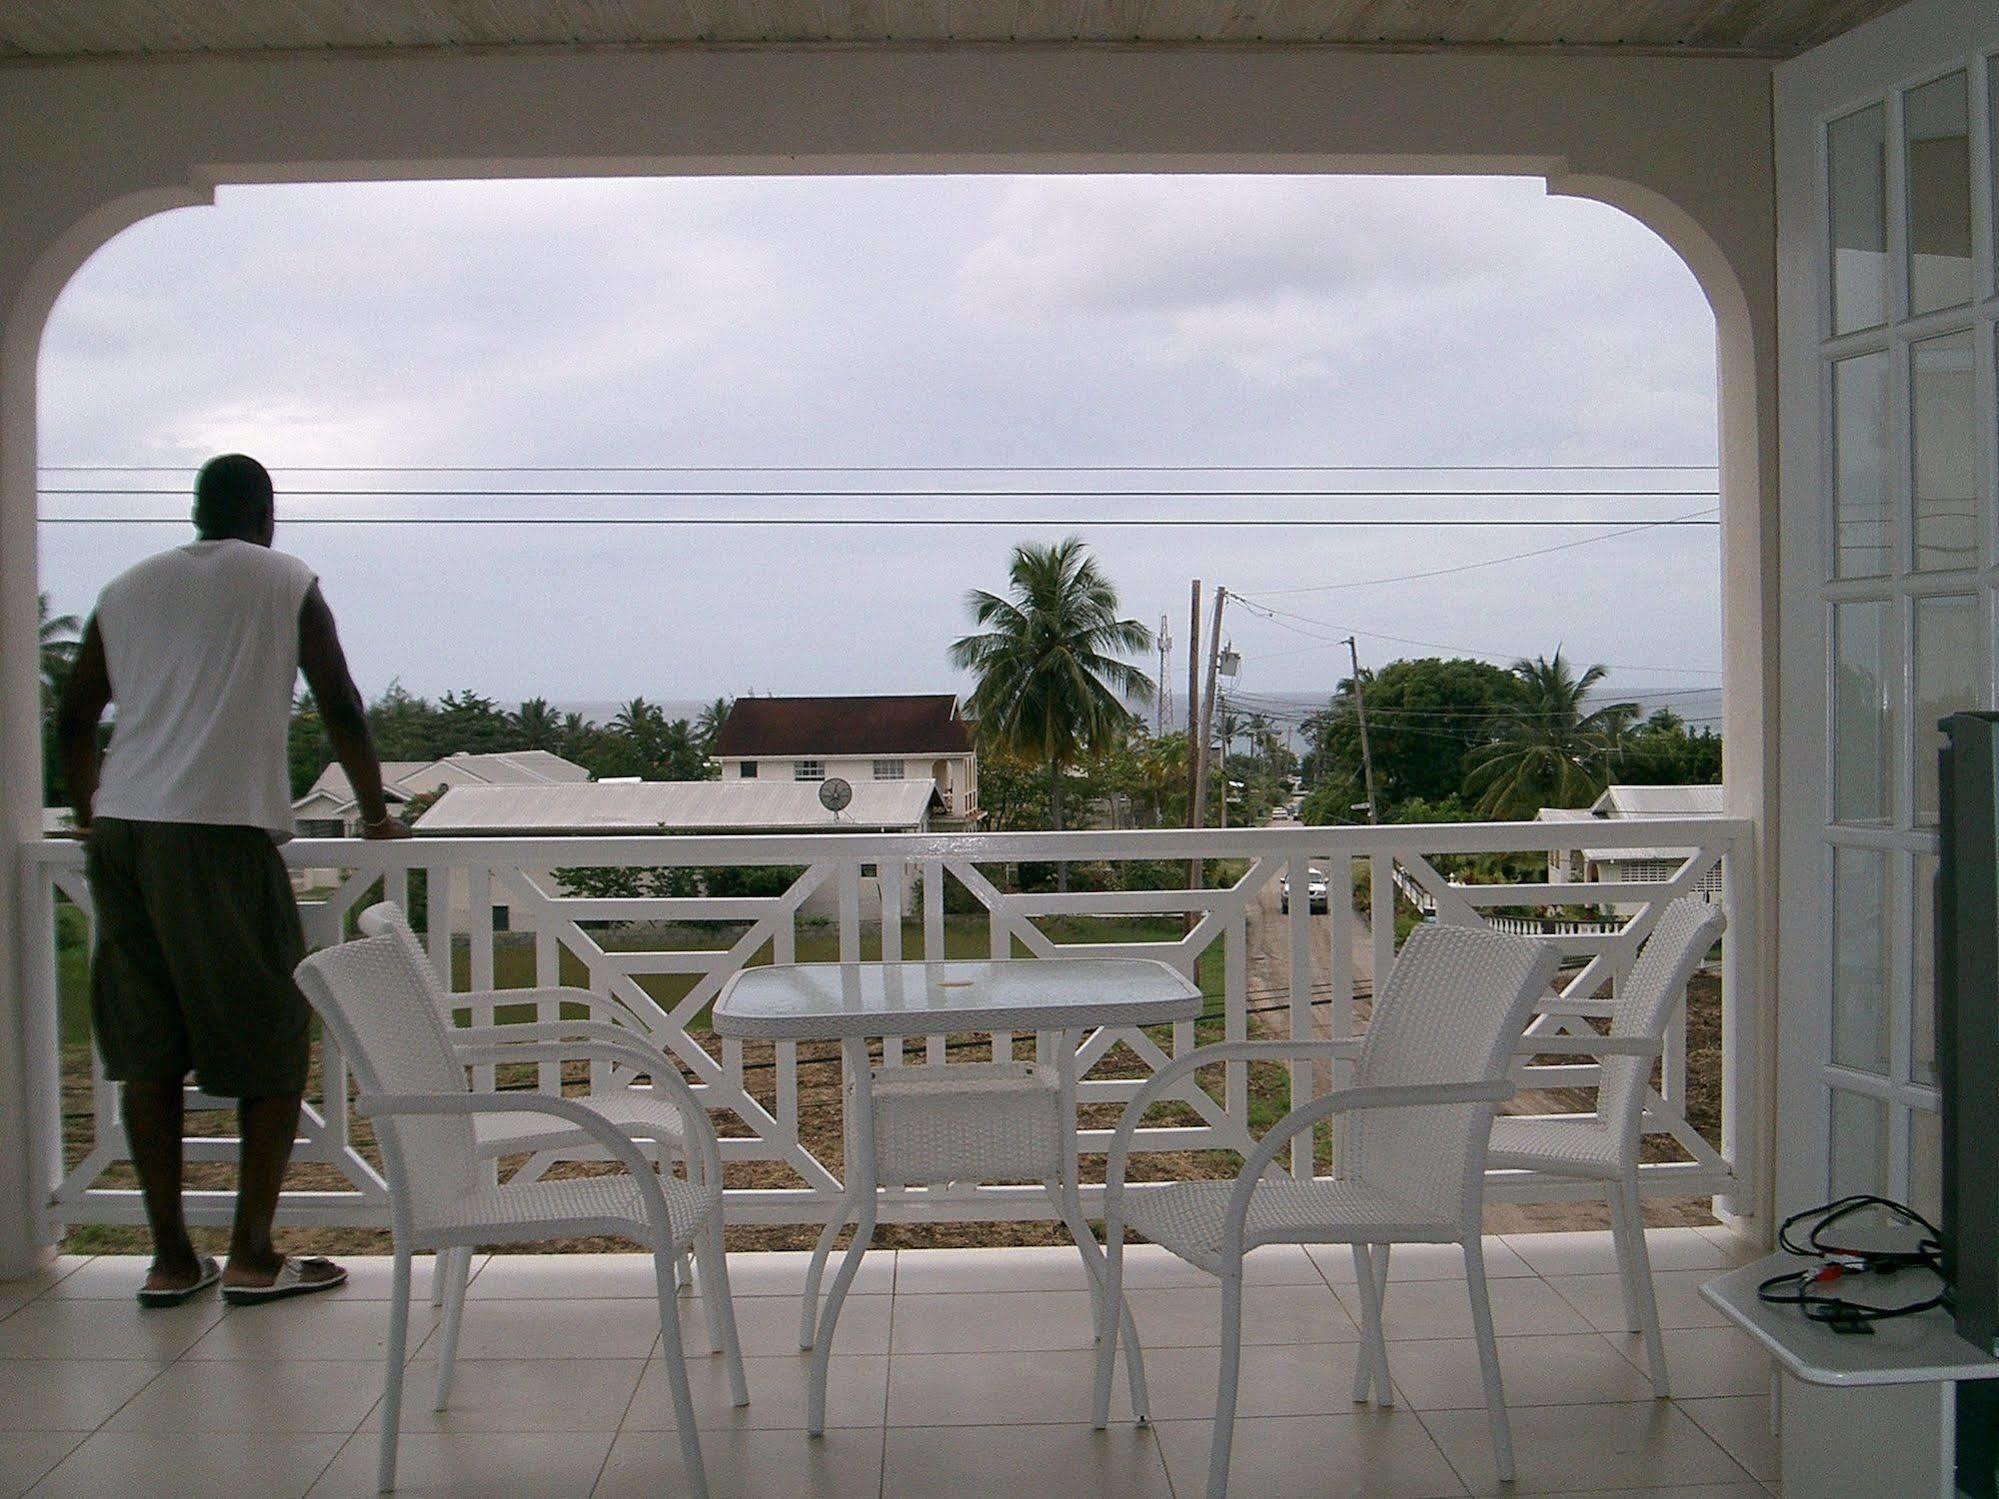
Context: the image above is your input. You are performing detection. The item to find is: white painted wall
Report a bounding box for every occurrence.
[718,752,978,815]
[0,41,1781,1273]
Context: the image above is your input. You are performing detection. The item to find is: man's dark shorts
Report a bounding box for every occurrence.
[86,817,310,1098]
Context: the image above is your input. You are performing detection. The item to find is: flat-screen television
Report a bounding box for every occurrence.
[1935,712,1999,1492]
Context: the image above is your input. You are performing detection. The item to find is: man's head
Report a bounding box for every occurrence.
[193,454,275,545]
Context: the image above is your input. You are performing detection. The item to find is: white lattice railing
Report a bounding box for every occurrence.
[19,817,1755,1238]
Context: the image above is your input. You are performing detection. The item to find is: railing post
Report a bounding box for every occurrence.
[1717,829,1760,1225]
[19,866,62,1249]
[1287,852,1313,1177]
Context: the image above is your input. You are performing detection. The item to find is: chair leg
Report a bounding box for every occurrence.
[1464,1236,1514,1485]
[377,1247,412,1494]
[693,1222,749,1407]
[432,1243,471,1411]
[1619,1170,1671,1397]
[808,1185,876,1436]
[1091,1212,1126,1430]
[1205,1261,1246,1499]
[427,1244,462,1308]
[1348,1244,1393,1407]
[1055,1184,1148,1422]
[1604,1185,1643,1333]
[673,1248,695,1299]
[798,1192,853,1350]
[654,1247,711,1499]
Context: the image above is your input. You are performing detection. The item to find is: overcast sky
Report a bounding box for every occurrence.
[35,173,1723,721]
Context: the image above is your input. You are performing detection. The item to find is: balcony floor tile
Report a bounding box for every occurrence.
[6,1236,1781,1497]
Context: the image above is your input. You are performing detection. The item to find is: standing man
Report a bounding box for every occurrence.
[56,453,409,1306]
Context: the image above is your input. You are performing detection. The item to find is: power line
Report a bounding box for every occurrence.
[1234,505,1720,595]
[1228,595,1726,677]
[39,462,1721,474]
[34,515,1725,529]
[39,485,1721,500]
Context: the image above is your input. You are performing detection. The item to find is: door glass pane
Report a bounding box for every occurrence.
[1905,71,1974,314]
[1910,1106,1943,1224]
[1912,330,1978,571]
[1913,852,1939,1088]
[1833,601,1894,824]
[1832,846,1891,1074]
[1830,104,1892,333]
[1833,351,1892,577]
[1914,595,1984,823]
[1830,1090,1890,1197]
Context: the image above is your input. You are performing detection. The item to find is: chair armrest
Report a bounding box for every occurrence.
[356,1091,678,1225]
[448,1039,720,1183]
[1214,1078,1518,1258]
[452,986,649,1028]
[1511,1035,1663,1058]
[1099,1039,1367,1195]
[455,1018,659,1054]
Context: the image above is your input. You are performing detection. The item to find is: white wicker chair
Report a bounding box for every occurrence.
[1091,922,1561,1498]
[295,913,747,1497]
[354,904,702,1312]
[1488,893,1727,1397]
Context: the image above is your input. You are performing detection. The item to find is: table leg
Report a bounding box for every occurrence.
[798,1187,858,1351]
[1050,1027,1150,1422]
[810,1038,878,1437]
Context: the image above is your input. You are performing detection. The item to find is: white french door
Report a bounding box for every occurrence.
[1776,0,1999,1222]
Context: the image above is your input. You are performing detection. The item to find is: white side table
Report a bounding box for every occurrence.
[712,956,1205,1435]
[1702,1253,1999,1498]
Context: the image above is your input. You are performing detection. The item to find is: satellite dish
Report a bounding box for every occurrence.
[818,776,853,816]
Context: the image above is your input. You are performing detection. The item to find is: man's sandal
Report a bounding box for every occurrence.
[221,1256,348,1306]
[136,1255,221,1308]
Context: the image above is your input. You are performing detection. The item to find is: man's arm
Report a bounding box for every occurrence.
[297,583,409,840]
[54,617,111,831]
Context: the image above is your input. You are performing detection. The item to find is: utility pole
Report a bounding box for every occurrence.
[1185,582,1203,828]
[1156,613,1172,735]
[1194,586,1227,837]
[1344,635,1379,824]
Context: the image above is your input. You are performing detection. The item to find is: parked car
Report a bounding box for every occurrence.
[1279,867,1330,914]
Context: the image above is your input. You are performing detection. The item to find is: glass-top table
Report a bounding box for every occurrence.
[710,956,1202,1039]
[712,957,1206,1434]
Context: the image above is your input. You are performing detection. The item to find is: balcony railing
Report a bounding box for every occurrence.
[19,817,1754,1239]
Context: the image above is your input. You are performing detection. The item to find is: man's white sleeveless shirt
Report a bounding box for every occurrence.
[91,540,317,840]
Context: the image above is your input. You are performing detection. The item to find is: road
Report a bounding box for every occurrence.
[1242,851,1374,1041]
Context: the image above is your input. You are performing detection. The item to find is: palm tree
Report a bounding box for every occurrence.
[1464,651,1637,818]
[38,592,78,694]
[507,697,560,749]
[949,538,1153,886]
[695,696,733,755]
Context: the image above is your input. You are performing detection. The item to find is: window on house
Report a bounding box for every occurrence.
[872,759,905,780]
[740,762,757,778]
[795,760,825,780]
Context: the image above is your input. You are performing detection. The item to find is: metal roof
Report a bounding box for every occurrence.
[300,750,590,814]
[1592,783,1727,817]
[0,2,1914,61]
[413,777,942,833]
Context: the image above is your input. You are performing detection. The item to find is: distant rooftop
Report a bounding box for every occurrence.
[413,777,943,834]
[298,749,590,812]
[714,695,973,760]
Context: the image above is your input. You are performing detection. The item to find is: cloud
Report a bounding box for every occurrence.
[34,173,1722,704]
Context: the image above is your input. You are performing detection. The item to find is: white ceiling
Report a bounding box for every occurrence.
[0,1,1917,63]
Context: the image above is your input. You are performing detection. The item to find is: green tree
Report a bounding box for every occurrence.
[949,538,1153,886]
[695,697,733,756]
[1463,652,1636,819]
[1303,656,1521,816]
[507,697,561,749]
[38,593,78,695]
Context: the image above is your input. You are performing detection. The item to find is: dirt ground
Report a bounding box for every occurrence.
[60,889,1724,1259]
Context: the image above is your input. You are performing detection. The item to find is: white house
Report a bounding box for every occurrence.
[711,695,978,828]
[1540,783,1730,908]
[413,776,944,924]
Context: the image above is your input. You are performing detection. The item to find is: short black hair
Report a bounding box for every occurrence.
[193,453,274,539]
